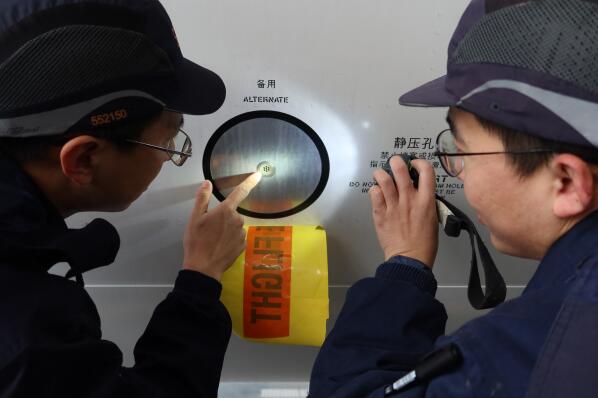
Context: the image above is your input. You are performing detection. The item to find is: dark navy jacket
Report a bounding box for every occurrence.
[0,152,232,397]
[310,212,598,397]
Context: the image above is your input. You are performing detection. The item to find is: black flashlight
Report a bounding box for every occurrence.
[382,154,420,188]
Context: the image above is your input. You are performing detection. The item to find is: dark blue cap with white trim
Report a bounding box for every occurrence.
[0,0,226,137]
[400,0,598,149]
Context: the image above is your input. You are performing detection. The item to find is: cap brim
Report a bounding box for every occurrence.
[164,58,226,115]
[399,75,457,107]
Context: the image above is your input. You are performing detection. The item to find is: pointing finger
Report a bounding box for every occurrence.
[224,172,263,209]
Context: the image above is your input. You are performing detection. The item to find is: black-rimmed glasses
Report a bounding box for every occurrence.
[126,129,192,166]
[434,128,553,177]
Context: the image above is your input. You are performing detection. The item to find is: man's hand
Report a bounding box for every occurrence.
[182,172,262,281]
[369,157,439,268]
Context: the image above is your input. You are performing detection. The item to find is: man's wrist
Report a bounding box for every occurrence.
[182,263,223,282]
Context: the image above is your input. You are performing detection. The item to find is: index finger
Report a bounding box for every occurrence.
[224,172,263,209]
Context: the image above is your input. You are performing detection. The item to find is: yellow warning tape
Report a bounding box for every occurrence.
[221,226,329,346]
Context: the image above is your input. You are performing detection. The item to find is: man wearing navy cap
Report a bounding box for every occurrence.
[310,0,598,397]
[0,0,261,397]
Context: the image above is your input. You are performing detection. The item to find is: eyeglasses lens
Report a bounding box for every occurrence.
[170,130,192,166]
[438,130,462,177]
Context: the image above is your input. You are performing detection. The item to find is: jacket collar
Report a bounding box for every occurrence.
[0,151,120,284]
[525,211,598,293]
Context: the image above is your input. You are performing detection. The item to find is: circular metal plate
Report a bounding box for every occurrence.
[203,111,329,219]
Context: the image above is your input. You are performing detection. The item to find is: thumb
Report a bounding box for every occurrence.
[190,181,213,220]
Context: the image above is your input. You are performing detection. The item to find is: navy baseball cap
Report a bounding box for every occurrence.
[0,0,225,138]
[400,0,598,149]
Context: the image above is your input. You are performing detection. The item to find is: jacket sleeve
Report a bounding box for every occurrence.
[308,256,448,398]
[0,270,232,398]
[130,269,232,397]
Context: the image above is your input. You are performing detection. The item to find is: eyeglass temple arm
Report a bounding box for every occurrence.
[125,140,192,157]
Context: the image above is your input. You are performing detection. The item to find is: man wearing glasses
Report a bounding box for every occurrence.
[310,0,598,397]
[0,0,261,397]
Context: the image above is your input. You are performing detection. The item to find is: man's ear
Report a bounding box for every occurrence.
[59,135,104,185]
[551,154,595,218]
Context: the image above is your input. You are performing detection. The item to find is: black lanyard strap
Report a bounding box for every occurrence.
[435,195,506,309]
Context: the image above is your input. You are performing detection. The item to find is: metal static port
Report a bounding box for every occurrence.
[257,161,276,177]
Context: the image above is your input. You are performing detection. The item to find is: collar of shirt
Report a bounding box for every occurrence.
[0,150,120,282]
[524,210,598,293]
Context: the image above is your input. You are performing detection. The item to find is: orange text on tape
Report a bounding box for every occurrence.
[243,226,292,338]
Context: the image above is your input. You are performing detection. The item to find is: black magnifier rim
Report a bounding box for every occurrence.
[202,110,330,219]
